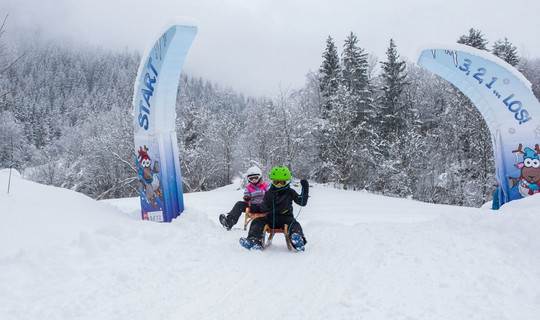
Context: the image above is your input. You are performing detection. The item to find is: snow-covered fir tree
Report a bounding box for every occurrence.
[375,39,411,196]
[492,37,520,66]
[314,36,341,183]
[318,36,341,117]
[340,32,377,189]
[457,28,489,51]
[378,39,408,142]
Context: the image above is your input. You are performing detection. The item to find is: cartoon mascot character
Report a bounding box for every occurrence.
[509,144,540,198]
[136,146,163,208]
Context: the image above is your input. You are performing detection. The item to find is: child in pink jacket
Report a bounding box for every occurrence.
[219,166,269,230]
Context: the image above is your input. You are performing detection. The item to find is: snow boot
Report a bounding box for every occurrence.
[239,237,263,251]
[219,214,232,231]
[290,233,305,252]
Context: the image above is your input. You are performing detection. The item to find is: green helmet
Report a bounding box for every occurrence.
[269,166,291,180]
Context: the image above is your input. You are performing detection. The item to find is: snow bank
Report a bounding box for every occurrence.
[1,171,539,319]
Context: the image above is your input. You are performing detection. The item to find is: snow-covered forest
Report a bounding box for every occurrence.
[1,25,540,207]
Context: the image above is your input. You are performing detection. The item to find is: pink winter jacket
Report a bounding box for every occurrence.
[243,181,269,206]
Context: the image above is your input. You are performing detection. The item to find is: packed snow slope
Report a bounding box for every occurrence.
[1,169,539,319]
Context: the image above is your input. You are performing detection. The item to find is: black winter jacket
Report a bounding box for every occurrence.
[261,183,309,217]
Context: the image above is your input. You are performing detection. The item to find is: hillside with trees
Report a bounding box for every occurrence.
[1,26,540,207]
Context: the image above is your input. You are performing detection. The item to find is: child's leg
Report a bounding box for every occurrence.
[279,216,302,236]
[246,216,269,244]
[226,201,249,225]
[282,216,307,247]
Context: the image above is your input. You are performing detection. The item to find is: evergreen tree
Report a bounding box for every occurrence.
[341,32,375,131]
[340,32,377,189]
[492,37,520,66]
[342,33,369,93]
[376,39,410,195]
[378,39,408,141]
[315,36,342,183]
[319,36,341,117]
[457,28,489,51]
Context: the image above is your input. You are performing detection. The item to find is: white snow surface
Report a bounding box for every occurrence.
[1,169,540,319]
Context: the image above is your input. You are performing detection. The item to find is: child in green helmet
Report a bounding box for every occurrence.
[239,165,309,251]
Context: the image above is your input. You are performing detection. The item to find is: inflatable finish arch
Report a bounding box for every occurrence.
[133,19,198,222]
[418,44,540,208]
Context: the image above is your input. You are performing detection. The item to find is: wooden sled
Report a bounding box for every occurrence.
[243,208,266,230]
[262,224,293,251]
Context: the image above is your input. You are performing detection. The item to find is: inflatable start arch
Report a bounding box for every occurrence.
[133,19,198,222]
[417,44,540,208]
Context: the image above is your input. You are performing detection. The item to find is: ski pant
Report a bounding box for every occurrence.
[225,201,263,226]
[247,214,306,245]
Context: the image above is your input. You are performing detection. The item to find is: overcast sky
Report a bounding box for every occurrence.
[2,0,540,97]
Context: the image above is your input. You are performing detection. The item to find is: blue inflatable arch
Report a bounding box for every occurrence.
[417,44,540,208]
[133,19,198,222]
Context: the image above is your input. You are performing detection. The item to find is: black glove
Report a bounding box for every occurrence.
[300,179,309,196]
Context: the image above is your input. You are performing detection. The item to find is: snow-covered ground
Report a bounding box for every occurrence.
[1,168,539,319]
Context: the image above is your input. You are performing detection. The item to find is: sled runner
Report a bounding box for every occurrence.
[243,208,266,230]
[262,224,293,250]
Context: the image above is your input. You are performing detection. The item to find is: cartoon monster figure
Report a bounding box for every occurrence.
[509,144,540,198]
[136,146,163,208]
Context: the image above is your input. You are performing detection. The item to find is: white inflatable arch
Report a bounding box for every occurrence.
[418,44,540,208]
[133,19,198,221]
